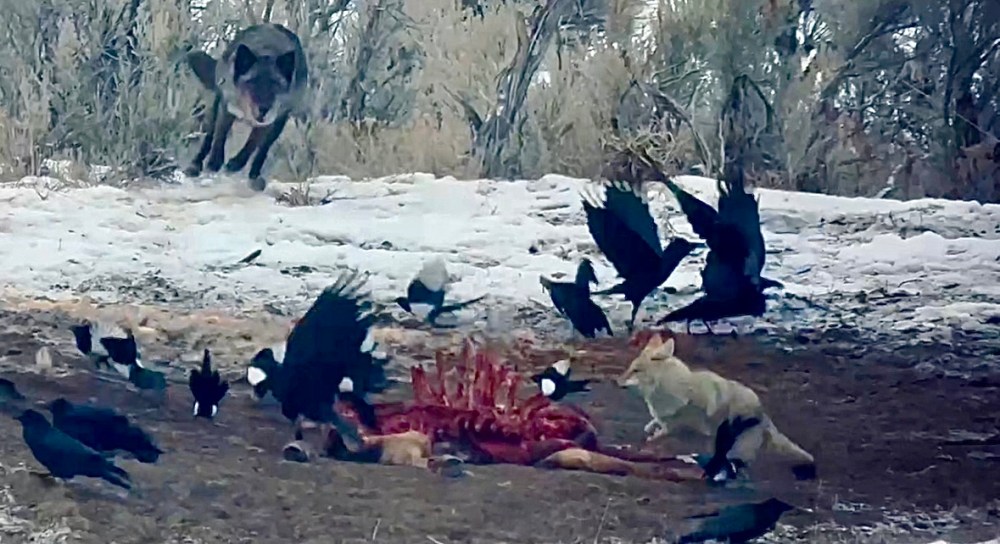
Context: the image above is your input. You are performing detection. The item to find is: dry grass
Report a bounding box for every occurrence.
[0,0,994,202]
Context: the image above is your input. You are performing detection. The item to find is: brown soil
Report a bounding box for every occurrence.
[0,307,998,544]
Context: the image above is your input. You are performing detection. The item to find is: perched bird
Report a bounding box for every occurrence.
[395,256,486,327]
[676,498,797,544]
[701,415,761,483]
[46,398,163,463]
[530,358,591,401]
[189,349,230,419]
[581,180,701,331]
[70,320,142,378]
[246,270,389,452]
[15,409,132,490]
[654,172,783,333]
[0,378,25,402]
[540,259,613,339]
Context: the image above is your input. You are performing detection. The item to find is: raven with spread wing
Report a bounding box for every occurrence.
[581,180,701,331]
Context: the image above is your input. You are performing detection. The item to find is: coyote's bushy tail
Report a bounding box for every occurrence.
[766,425,816,480]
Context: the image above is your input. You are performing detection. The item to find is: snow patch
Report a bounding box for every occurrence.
[0,173,998,358]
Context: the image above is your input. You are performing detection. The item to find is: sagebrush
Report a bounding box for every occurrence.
[0,0,997,202]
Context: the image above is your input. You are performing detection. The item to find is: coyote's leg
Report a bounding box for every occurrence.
[185,95,221,177]
[247,112,290,191]
[205,108,237,172]
[643,418,662,434]
[646,425,670,442]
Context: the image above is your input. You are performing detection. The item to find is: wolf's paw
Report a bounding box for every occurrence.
[183,164,202,177]
[224,158,247,173]
[248,176,267,192]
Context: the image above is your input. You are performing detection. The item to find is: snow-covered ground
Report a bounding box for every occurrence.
[1,172,999,544]
[1,172,998,354]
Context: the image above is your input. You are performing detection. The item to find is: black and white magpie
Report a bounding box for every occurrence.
[395,257,486,327]
[70,320,142,378]
[530,358,592,401]
[189,349,230,419]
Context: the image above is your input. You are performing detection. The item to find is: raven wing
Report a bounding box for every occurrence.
[281,271,378,424]
[582,181,663,281]
[664,179,720,243]
[716,173,767,283]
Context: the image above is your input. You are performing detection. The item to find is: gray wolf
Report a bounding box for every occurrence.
[184,23,309,192]
[617,332,815,477]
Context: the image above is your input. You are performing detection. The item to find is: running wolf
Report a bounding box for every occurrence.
[184,23,309,192]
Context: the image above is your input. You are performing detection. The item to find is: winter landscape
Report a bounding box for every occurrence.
[2,0,1000,541]
[0,172,998,543]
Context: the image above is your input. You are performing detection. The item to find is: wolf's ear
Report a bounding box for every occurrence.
[233,43,258,80]
[275,50,297,84]
[186,51,218,90]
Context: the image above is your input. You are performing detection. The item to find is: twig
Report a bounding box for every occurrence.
[426,537,447,544]
[371,518,381,541]
[237,249,263,265]
[593,497,612,544]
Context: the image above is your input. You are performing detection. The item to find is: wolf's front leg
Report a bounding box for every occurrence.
[185,96,221,177]
[205,109,237,172]
[225,126,264,173]
[247,113,290,191]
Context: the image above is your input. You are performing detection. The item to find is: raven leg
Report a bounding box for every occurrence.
[703,320,715,335]
[628,304,640,332]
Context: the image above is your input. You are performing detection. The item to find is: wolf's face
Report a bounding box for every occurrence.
[616,333,682,392]
[231,44,298,126]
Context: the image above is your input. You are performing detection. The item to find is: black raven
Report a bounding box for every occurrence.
[395,256,486,327]
[45,398,163,463]
[676,498,796,544]
[530,358,591,401]
[189,348,230,419]
[246,270,388,452]
[701,415,761,483]
[581,180,701,331]
[70,320,142,378]
[15,409,132,490]
[540,259,613,339]
[654,171,783,333]
[0,378,25,402]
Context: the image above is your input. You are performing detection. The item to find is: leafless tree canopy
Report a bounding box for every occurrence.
[0,0,996,201]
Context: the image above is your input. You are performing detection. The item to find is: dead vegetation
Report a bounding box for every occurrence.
[0,0,997,202]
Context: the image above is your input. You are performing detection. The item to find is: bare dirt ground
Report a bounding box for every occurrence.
[1,305,999,544]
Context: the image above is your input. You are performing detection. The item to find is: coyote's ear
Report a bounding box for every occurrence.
[643,332,663,351]
[233,43,258,80]
[186,51,218,90]
[275,50,297,84]
[661,337,675,356]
